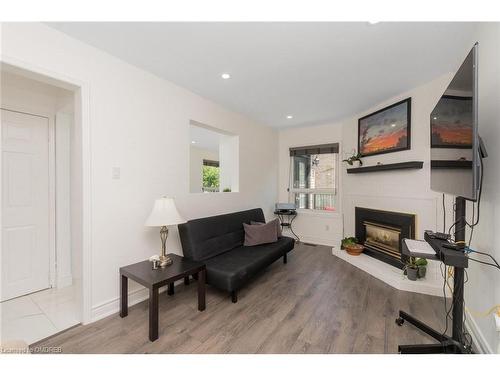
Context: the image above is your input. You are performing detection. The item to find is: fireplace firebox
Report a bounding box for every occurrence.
[355,207,416,269]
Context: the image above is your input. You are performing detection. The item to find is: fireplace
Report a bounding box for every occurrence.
[355,207,416,269]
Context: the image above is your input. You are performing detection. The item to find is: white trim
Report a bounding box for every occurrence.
[91,280,182,323]
[464,310,495,353]
[92,287,149,323]
[297,235,340,247]
[1,54,93,325]
[48,115,56,288]
[295,209,342,218]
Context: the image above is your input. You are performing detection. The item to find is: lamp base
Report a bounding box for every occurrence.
[159,254,173,268]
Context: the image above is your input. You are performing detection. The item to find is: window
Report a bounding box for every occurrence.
[202,159,219,192]
[289,144,338,211]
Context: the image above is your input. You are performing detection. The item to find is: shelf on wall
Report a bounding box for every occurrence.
[346,161,424,174]
[430,160,472,169]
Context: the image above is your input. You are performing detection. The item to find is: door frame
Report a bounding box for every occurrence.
[1,55,93,324]
[1,107,56,292]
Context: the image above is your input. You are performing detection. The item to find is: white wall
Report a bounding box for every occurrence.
[55,112,73,288]
[341,74,453,242]
[219,134,239,192]
[463,23,500,354]
[189,145,218,193]
[1,23,278,321]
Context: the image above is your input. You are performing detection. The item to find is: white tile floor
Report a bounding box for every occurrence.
[0,284,80,345]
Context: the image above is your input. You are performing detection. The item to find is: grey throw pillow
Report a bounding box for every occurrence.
[243,220,278,246]
[251,218,282,238]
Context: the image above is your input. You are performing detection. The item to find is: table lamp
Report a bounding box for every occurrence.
[145,197,186,267]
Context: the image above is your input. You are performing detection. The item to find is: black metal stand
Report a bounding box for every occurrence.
[274,210,299,242]
[395,197,469,354]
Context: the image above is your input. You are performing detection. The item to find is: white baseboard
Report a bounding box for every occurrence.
[465,310,495,353]
[297,235,339,248]
[90,280,182,323]
[91,287,149,323]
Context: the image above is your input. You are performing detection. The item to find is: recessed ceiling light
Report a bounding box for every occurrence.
[191,141,196,144]
[221,73,231,80]
[286,115,293,119]
[368,21,380,25]
[391,123,396,127]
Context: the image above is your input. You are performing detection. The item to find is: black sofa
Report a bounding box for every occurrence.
[178,208,295,302]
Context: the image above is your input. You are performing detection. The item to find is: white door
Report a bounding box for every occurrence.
[1,109,50,301]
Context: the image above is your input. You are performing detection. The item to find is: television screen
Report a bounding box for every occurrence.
[430,44,480,201]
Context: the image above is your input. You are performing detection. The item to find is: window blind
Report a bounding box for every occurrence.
[289,143,339,156]
[203,159,219,167]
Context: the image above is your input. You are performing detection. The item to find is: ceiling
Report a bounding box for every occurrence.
[47,22,479,128]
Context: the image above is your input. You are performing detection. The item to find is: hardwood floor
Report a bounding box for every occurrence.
[33,243,448,353]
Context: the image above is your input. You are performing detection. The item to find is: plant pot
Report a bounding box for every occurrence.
[418,266,427,279]
[407,267,418,281]
[345,244,364,256]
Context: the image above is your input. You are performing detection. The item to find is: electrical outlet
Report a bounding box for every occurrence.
[325,224,330,231]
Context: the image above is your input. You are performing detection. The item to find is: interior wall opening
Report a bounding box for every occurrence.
[0,64,82,345]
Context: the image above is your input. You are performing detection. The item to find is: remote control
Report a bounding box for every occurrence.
[426,231,450,241]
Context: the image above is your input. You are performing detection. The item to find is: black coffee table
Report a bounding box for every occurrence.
[119,253,206,341]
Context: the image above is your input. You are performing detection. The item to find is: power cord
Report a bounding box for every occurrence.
[442,193,446,233]
[466,247,500,269]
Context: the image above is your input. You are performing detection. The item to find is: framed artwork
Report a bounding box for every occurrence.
[358,98,411,157]
[431,95,473,148]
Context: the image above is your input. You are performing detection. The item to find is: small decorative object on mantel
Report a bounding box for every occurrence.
[342,151,363,167]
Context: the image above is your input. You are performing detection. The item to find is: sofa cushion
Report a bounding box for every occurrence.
[251,218,282,237]
[204,236,295,292]
[243,221,277,246]
[178,208,265,261]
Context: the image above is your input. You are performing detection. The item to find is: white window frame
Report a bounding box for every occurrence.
[288,152,338,211]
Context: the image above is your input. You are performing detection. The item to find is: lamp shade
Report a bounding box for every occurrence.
[145,197,186,227]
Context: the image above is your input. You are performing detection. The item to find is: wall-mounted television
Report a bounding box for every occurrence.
[430,43,482,201]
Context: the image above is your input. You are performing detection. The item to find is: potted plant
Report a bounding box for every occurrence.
[416,258,428,278]
[404,257,419,281]
[222,188,231,192]
[341,236,358,250]
[341,237,364,256]
[342,152,363,167]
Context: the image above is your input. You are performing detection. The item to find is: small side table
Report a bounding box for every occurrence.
[119,253,205,342]
[274,209,299,242]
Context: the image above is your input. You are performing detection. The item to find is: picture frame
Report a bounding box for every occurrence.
[430,95,473,149]
[358,98,411,157]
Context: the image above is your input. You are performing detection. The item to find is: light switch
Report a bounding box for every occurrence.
[112,167,121,180]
